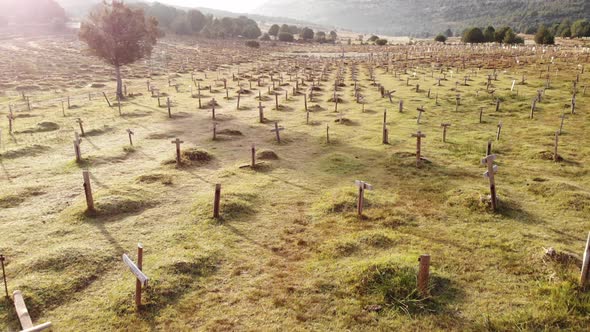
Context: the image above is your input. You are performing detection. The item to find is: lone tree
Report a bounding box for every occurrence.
[534,25,555,45]
[79,1,160,99]
[434,34,447,43]
[268,24,280,39]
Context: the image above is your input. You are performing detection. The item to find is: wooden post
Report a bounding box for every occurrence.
[73,133,82,163]
[530,98,537,119]
[103,92,112,107]
[1,255,7,298]
[304,93,308,112]
[275,93,279,110]
[258,102,265,123]
[198,82,202,109]
[237,91,241,110]
[213,184,221,219]
[417,254,430,297]
[76,118,85,137]
[496,122,502,141]
[127,129,134,146]
[581,232,590,289]
[559,113,566,135]
[441,123,451,142]
[171,138,184,166]
[251,144,256,168]
[481,154,499,211]
[326,124,330,144]
[83,170,94,211]
[486,140,492,156]
[495,99,500,112]
[167,97,171,118]
[382,110,389,144]
[7,112,14,134]
[135,244,143,308]
[122,249,148,310]
[479,107,484,123]
[411,131,426,167]
[554,130,559,162]
[355,180,373,216]
[213,123,217,141]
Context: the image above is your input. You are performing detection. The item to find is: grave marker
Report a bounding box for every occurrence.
[82,170,94,211]
[213,184,221,218]
[416,106,426,124]
[411,131,426,167]
[171,138,184,166]
[441,123,451,142]
[418,254,430,296]
[73,133,82,163]
[13,290,52,331]
[258,102,265,123]
[76,118,85,137]
[122,244,148,308]
[355,180,373,216]
[271,122,284,143]
[481,154,499,211]
[127,129,134,146]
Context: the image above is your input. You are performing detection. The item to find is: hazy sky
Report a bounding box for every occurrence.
[154,0,268,13]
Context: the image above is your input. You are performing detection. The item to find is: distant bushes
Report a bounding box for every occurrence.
[278,32,294,42]
[375,38,388,45]
[245,40,260,48]
[535,25,555,45]
[133,2,261,39]
[434,34,447,43]
[459,25,523,44]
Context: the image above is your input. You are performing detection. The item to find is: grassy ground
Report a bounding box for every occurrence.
[1,36,590,331]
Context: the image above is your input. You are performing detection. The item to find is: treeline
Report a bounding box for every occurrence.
[459,26,524,44]
[132,2,261,39]
[0,0,66,26]
[263,24,338,43]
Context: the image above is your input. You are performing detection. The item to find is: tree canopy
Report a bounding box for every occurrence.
[79,1,160,97]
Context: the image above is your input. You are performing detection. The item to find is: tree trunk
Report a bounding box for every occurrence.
[115,65,123,99]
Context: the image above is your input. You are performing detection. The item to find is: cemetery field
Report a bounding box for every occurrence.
[1,35,590,331]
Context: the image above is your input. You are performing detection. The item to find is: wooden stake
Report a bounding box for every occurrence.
[581,232,590,289]
[251,144,256,168]
[271,122,284,143]
[554,130,559,162]
[441,123,451,142]
[417,254,430,297]
[82,170,94,211]
[135,244,143,308]
[355,180,373,216]
[127,129,134,146]
[496,121,503,141]
[213,184,221,219]
[0,255,7,298]
[258,102,265,123]
[76,118,85,137]
[382,110,389,144]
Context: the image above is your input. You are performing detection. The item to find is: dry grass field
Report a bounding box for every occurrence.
[1,34,590,331]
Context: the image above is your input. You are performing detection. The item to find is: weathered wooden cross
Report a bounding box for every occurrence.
[73,133,82,163]
[441,123,451,142]
[122,244,148,309]
[171,138,184,166]
[411,131,426,167]
[416,106,426,124]
[258,102,265,123]
[76,118,85,137]
[82,170,94,211]
[127,129,134,146]
[355,180,373,216]
[13,290,52,331]
[271,122,284,143]
[481,154,499,211]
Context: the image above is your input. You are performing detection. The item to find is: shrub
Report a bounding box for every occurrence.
[444,28,453,37]
[462,27,485,43]
[535,25,555,45]
[301,27,314,40]
[268,24,279,38]
[503,28,524,44]
[375,38,388,45]
[259,33,270,41]
[571,19,590,38]
[278,32,294,42]
[368,35,379,42]
[245,40,260,48]
[484,26,495,42]
[434,34,447,43]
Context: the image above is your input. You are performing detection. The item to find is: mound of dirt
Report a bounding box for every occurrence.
[257,150,279,160]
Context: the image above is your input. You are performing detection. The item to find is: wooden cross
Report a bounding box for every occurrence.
[76,118,85,137]
[355,180,373,216]
[171,138,184,166]
[385,90,395,103]
[275,93,279,110]
[441,123,451,142]
[530,97,537,119]
[258,102,265,123]
[495,99,501,112]
[271,122,284,143]
[122,244,148,309]
[167,97,172,118]
[212,123,218,141]
[326,124,330,144]
[554,130,560,162]
[496,121,503,141]
[481,154,499,211]
[126,129,134,146]
[251,144,256,168]
[12,290,52,331]
[411,131,426,167]
[237,91,241,110]
[416,106,426,124]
